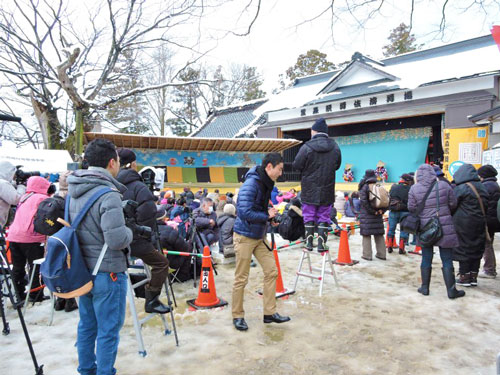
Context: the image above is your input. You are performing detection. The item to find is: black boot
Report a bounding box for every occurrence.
[417,267,432,296]
[64,298,78,312]
[54,298,66,311]
[145,290,171,314]
[317,222,329,253]
[442,267,465,299]
[304,222,315,251]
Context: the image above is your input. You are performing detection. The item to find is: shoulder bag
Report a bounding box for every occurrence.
[401,181,436,235]
[418,182,443,247]
[465,182,491,242]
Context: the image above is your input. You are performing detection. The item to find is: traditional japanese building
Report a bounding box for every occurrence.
[258,34,499,182]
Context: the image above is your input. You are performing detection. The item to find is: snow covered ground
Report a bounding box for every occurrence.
[1,232,499,375]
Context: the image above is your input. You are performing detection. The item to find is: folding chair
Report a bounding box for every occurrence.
[127,261,179,356]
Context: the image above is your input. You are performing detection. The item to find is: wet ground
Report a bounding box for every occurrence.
[2,232,499,374]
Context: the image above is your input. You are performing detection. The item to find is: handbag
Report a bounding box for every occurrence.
[418,182,443,247]
[465,182,491,242]
[401,181,436,235]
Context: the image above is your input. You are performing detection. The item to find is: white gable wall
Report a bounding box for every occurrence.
[335,65,389,88]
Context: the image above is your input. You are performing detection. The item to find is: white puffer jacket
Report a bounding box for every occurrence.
[0,161,26,228]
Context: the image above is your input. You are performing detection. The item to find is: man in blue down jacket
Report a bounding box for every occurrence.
[292,118,341,252]
[67,139,133,375]
[232,153,290,331]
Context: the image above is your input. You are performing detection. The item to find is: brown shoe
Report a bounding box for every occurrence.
[456,272,472,287]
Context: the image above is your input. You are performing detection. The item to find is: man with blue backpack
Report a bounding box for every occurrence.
[67,139,133,375]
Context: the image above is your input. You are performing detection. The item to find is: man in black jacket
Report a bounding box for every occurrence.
[116,149,170,314]
[387,173,413,254]
[292,118,342,252]
[478,164,499,278]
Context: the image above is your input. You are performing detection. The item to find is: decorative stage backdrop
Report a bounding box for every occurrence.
[334,127,431,183]
[132,149,266,183]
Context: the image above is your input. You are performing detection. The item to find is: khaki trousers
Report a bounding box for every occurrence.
[232,233,278,318]
[362,235,386,260]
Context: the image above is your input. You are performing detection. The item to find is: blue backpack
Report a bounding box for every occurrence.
[41,188,113,298]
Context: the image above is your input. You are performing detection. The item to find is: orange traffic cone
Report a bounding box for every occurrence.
[409,245,422,255]
[273,246,295,299]
[187,246,228,310]
[334,225,359,266]
[385,224,390,247]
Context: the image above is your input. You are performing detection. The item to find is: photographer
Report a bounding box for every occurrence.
[67,139,133,375]
[6,175,51,303]
[231,153,290,331]
[116,148,170,314]
[0,160,26,230]
[193,197,219,247]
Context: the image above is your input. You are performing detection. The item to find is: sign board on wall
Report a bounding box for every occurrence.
[482,148,500,175]
[443,126,489,179]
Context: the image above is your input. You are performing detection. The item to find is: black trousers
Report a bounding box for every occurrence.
[9,242,45,299]
[458,258,481,274]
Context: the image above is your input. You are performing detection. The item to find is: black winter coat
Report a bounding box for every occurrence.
[452,164,489,261]
[359,176,385,236]
[292,133,341,206]
[481,176,500,233]
[117,168,157,256]
[158,221,190,269]
[389,182,410,212]
[217,214,235,250]
[193,207,219,240]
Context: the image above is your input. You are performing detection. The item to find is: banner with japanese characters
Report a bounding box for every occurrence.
[443,126,489,180]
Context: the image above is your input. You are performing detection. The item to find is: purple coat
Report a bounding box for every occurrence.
[408,164,459,249]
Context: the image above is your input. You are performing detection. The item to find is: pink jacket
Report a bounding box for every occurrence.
[276,191,296,204]
[7,176,50,243]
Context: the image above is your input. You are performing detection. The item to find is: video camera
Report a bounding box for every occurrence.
[15,165,40,186]
[122,200,153,240]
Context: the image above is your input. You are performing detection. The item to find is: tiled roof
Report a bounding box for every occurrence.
[193,100,267,138]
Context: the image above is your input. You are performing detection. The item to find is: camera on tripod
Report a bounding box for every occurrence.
[15,166,41,186]
[122,200,153,240]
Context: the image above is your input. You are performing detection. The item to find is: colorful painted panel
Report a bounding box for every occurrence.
[166,167,183,183]
[182,168,197,183]
[223,168,239,183]
[132,149,265,168]
[335,127,431,183]
[196,168,210,183]
[209,167,225,183]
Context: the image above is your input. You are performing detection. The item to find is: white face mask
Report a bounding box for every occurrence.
[207,206,214,214]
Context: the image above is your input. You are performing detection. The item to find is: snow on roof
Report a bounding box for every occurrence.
[283,34,500,110]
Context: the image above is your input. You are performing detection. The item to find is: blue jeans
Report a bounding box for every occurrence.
[387,211,409,240]
[77,272,127,375]
[421,247,453,269]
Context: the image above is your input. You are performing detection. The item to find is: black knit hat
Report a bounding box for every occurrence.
[312,118,328,134]
[478,164,498,178]
[401,173,414,182]
[364,169,376,179]
[118,148,136,167]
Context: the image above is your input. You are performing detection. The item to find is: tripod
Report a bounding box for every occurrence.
[0,230,44,374]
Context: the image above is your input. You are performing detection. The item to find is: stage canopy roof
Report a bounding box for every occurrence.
[84,132,301,153]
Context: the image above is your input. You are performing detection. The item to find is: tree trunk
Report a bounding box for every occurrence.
[30,95,63,149]
[75,108,84,156]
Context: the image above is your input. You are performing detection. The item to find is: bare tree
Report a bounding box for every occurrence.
[0,0,263,153]
[294,0,500,44]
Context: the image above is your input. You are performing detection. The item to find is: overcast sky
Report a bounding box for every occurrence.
[200,0,500,92]
[1,0,499,149]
